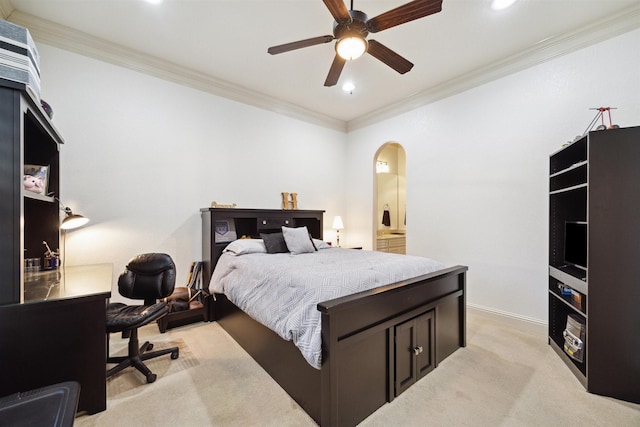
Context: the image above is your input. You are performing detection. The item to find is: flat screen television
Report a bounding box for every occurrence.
[564,221,587,270]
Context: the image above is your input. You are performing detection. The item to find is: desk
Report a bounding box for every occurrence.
[0,264,112,415]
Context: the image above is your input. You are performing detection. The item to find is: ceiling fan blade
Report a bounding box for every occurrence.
[268,35,334,55]
[322,0,352,23]
[324,55,346,87]
[367,0,442,33]
[367,40,414,74]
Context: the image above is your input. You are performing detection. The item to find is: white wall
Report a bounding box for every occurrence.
[37,44,347,301]
[35,29,639,319]
[345,29,640,322]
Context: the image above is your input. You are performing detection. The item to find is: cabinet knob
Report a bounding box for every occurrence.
[413,345,423,356]
[262,220,267,225]
[284,220,289,225]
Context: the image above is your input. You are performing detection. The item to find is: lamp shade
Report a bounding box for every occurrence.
[61,208,89,230]
[332,216,344,230]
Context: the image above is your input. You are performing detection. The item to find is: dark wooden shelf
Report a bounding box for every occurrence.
[157,294,214,333]
[548,126,640,404]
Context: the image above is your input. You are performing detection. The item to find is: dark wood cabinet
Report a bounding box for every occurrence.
[0,291,109,414]
[394,310,435,396]
[548,126,640,404]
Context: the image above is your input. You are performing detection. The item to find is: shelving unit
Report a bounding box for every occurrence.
[548,126,640,404]
[0,80,63,305]
[0,80,110,414]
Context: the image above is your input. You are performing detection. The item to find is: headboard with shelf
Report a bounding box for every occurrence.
[200,208,324,283]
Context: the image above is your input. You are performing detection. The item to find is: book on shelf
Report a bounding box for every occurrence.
[187,261,203,290]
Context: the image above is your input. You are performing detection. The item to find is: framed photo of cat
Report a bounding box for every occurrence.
[23,164,49,195]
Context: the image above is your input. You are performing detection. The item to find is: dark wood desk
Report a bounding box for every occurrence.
[0,264,112,415]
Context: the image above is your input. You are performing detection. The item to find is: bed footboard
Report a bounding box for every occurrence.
[318,265,467,426]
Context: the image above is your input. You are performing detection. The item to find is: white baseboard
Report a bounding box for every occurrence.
[467,303,547,329]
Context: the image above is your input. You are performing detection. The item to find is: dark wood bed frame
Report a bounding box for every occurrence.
[202,208,467,426]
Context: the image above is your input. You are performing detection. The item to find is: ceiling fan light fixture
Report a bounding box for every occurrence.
[336,36,367,60]
[491,0,518,10]
[267,0,443,86]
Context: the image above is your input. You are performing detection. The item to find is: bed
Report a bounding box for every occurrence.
[201,208,467,426]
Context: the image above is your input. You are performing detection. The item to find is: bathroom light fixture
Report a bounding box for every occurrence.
[376,161,389,174]
[336,35,367,60]
[332,216,344,247]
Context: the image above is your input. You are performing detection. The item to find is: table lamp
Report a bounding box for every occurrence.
[332,216,344,247]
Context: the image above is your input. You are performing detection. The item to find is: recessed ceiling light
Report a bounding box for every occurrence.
[342,82,355,94]
[491,0,518,10]
[144,0,163,5]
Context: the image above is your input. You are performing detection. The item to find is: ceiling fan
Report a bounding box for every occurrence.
[267,0,443,87]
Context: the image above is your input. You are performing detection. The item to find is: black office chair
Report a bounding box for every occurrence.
[106,253,179,383]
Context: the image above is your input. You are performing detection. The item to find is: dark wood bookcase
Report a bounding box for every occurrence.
[0,80,63,305]
[548,126,640,404]
[0,81,110,414]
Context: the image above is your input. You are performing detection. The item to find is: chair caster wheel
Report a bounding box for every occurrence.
[146,373,157,383]
[147,343,154,351]
[171,350,179,359]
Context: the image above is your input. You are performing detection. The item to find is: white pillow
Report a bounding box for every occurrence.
[223,239,267,255]
[282,226,316,254]
[312,239,331,249]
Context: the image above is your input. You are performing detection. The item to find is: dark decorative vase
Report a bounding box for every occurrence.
[40,99,53,118]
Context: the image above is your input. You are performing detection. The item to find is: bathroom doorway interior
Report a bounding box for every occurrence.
[374,142,406,254]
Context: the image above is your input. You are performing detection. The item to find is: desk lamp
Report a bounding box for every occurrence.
[55,198,89,230]
[56,200,89,268]
[61,207,89,230]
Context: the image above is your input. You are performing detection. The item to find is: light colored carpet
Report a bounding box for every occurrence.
[106,338,199,398]
[76,309,640,426]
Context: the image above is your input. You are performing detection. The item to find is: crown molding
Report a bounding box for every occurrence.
[5,3,639,133]
[6,9,347,132]
[347,4,640,131]
[0,0,14,20]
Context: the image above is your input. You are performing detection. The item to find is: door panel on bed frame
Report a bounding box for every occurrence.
[332,328,388,426]
[202,208,467,426]
[394,310,435,396]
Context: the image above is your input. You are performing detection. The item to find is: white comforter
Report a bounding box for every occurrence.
[209,247,445,369]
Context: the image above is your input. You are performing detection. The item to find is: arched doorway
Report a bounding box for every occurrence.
[374,142,406,254]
